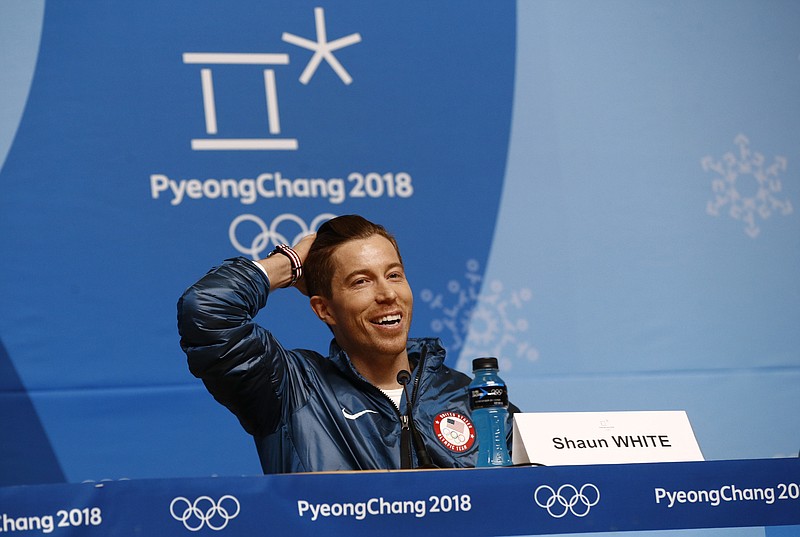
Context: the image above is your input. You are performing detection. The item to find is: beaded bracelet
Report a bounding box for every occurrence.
[268,244,303,287]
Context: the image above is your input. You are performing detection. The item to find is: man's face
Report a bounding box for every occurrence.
[311,234,413,365]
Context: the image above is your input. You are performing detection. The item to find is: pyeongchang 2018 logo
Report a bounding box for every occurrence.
[534,484,601,518]
[169,495,241,531]
[183,7,360,151]
[230,212,335,259]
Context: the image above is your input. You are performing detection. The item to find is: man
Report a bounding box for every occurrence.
[178,215,512,473]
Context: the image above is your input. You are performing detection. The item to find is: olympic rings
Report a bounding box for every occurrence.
[169,495,241,531]
[534,483,600,518]
[229,213,336,259]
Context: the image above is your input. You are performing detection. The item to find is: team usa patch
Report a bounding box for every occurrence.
[433,412,475,452]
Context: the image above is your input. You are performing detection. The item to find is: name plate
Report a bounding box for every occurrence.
[512,410,704,466]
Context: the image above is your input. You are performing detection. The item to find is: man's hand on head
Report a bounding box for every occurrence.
[257,233,316,294]
[291,233,316,296]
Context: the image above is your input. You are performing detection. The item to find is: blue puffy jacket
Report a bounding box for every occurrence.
[178,257,512,473]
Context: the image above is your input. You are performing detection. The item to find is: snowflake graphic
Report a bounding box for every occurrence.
[419,259,539,372]
[702,134,793,238]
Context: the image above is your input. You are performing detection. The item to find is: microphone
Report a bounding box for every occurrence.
[397,369,437,469]
[396,369,412,387]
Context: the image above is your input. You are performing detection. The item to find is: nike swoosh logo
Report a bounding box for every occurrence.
[342,408,378,420]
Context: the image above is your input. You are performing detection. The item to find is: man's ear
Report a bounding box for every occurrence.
[310,295,335,325]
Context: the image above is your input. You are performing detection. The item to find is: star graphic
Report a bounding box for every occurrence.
[282,7,362,85]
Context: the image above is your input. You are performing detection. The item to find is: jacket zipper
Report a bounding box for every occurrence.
[352,348,429,469]
[361,369,410,468]
[401,347,428,469]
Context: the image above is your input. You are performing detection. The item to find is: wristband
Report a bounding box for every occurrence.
[268,244,303,287]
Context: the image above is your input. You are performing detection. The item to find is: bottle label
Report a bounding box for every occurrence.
[469,385,509,409]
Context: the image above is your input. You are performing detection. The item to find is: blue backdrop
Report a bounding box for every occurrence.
[1,1,797,486]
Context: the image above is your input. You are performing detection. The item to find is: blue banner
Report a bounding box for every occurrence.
[1,459,799,536]
[0,1,798,486]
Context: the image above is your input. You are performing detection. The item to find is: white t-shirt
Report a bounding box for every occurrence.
[380,387,404,409]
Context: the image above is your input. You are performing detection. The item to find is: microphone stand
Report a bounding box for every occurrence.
[397,369,437,469]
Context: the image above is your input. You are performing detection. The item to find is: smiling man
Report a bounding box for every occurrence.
[178,215,511,473]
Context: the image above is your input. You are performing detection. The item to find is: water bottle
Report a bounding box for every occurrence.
[469,357,512,467]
